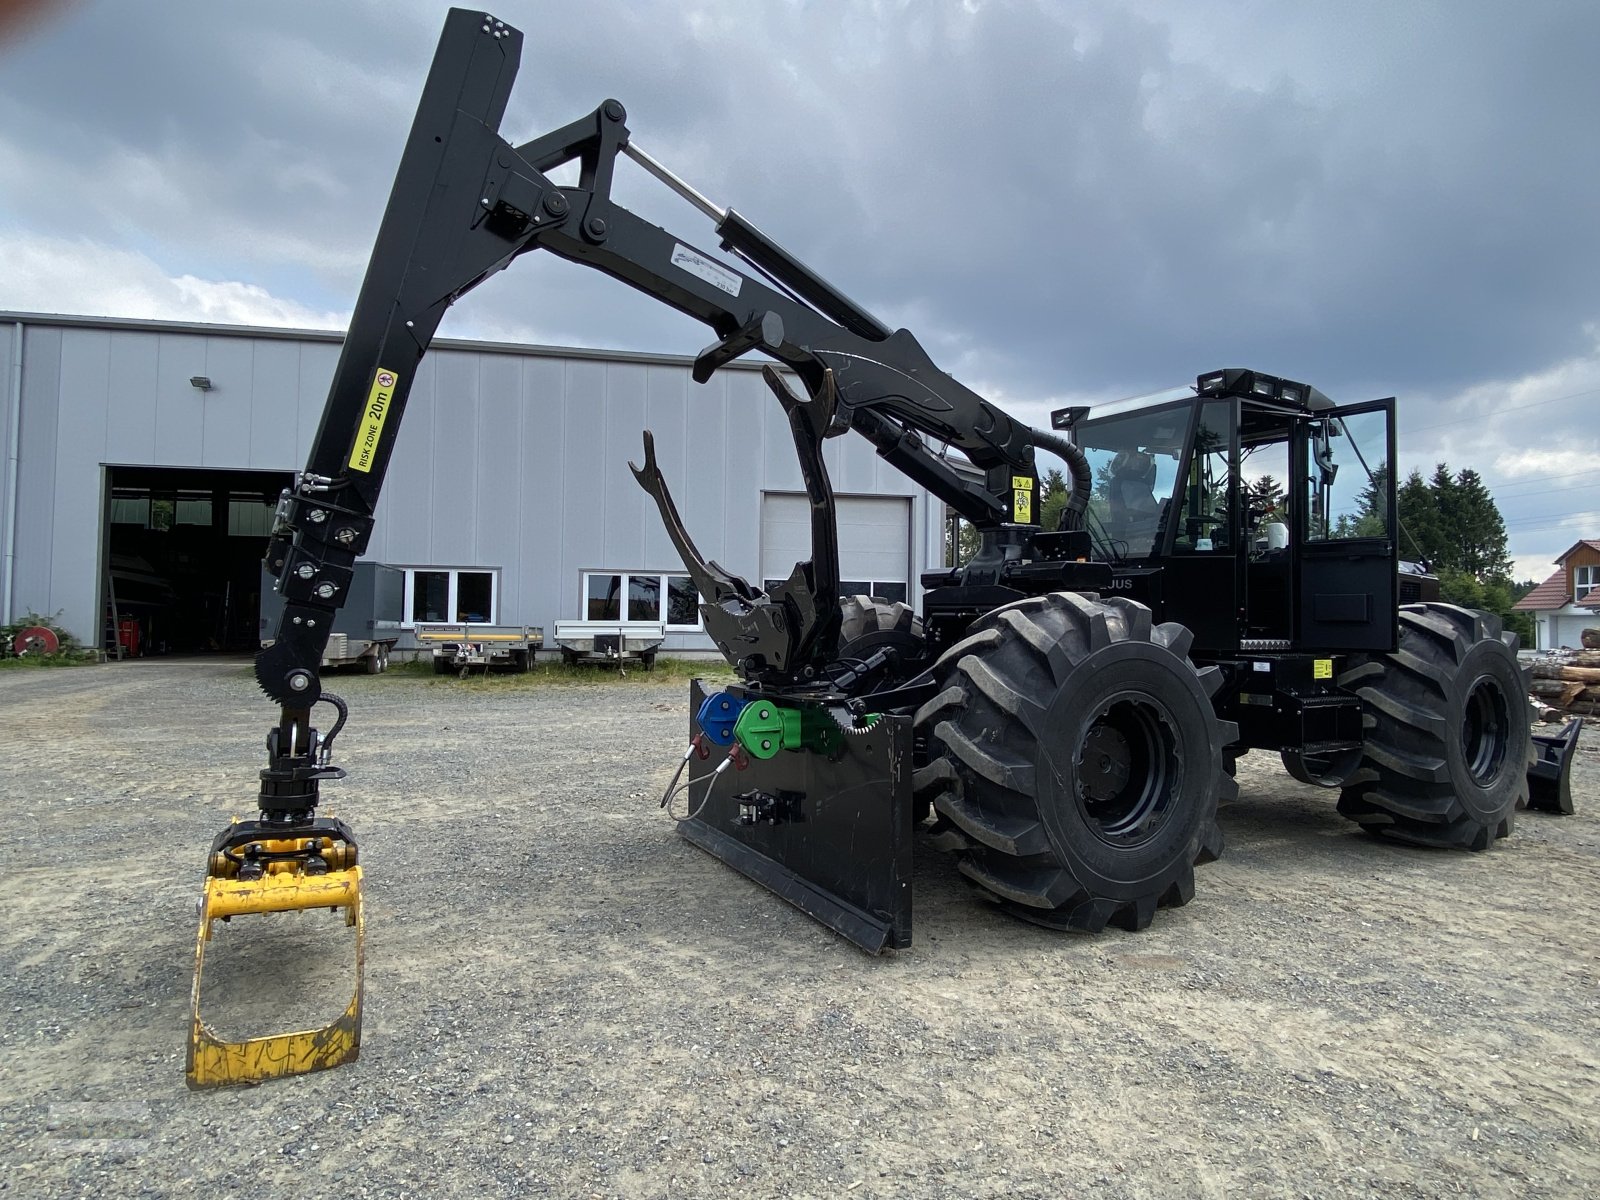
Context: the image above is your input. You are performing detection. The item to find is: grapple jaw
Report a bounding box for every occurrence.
[1527,717,1582,815]
[187,819,364,1089]
[631,366,844,684]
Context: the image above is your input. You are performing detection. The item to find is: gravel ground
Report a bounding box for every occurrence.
[0,658,1597,1199]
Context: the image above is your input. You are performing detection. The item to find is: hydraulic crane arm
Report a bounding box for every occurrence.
[258,6,1071,707]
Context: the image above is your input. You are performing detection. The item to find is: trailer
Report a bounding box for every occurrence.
[259,561,401,673]
[552,619,666,669]
[415,622,542,674]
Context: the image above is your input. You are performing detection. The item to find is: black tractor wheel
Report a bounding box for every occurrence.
[914,592,1232,933]
[838,594,922,650]
[1336,603,1532,850]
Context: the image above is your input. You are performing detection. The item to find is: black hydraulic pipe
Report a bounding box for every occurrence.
[1029,427,1093,532]
[716,209,892,342]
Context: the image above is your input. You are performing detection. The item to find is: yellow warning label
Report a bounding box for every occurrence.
[348,368,400,473]
[1314,658,1333,680]
[1013,488,1033,523]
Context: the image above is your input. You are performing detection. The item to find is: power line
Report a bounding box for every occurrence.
[1398,385,1600,435]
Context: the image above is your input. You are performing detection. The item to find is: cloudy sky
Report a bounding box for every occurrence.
[3,0,1597,580]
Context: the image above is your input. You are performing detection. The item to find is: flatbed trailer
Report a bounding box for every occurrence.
[414,622,542,674]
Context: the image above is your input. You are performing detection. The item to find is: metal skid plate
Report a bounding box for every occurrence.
[1528,717,1582,815]
[679,681,913,953]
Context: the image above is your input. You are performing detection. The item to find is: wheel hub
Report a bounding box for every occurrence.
[1074,694,1182,848]
[1462,674,1510,785]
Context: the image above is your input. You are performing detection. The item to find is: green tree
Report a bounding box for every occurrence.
[1039,467,1068,533]
[1428,463,1462,571]
[1246,475,1285,521]
[1453,468,1512,579]
[1396,468,1442,565]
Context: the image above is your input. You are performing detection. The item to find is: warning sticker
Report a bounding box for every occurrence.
[348,367,400,473]
[1011,475,1034,524]
[1314,658,1333,680]
[671,243,742,297]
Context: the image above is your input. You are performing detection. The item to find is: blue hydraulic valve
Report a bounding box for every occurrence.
[696,691,748,746]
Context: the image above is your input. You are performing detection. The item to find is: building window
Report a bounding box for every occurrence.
[1577,565,1598,602]
[401,567,498,626]
[767,578,909,605]
[581,572,701,629]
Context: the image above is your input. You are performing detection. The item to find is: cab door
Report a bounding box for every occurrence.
[1293,398,1397,652]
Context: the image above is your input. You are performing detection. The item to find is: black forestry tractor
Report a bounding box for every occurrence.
[187,9,1583,1087]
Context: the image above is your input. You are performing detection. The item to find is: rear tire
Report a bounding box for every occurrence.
[432,655,453,676]
[839,595,921,645]
[510,649,530,673]
[915,592,1232,933]
[1337,603,1532,850]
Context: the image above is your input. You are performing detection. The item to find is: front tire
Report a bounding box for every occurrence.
[1337,603,1532,850]
[915,592,1232,933]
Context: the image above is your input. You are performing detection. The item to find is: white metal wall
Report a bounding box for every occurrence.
[0,314,942,651]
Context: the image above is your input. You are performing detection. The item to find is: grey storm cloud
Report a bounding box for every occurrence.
[2,0,1598,572]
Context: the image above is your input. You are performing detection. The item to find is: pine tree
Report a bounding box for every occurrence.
[1453,468,1511,579]
[1428,463,1461,571]
[1245,475,1286,521]
[1396,468,1441,565]
[1039,468,1068,532]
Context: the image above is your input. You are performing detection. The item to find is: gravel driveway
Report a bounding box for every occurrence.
[1,658,1596,1198]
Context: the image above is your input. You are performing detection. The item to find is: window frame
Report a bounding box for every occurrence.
[399,566,500,628]
[580,570,703,631]
[1577,564,1598,602]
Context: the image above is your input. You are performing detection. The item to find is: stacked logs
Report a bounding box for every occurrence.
[1530,649,1600,711]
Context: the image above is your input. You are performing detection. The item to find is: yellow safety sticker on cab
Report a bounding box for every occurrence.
[348,368,401,473]
[1314,658,1333,680]
[1012,475,1034,524]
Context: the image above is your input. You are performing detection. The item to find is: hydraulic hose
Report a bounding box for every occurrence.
[1029,427,1093,532]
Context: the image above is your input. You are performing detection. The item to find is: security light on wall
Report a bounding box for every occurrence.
[189,375,214,391]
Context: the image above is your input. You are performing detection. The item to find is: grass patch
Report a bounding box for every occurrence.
[386,656,737,689]
[0,650,101,669]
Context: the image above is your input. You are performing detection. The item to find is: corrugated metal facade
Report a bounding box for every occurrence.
[0,314,944,652]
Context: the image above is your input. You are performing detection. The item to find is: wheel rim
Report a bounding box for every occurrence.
[1461,673,1510,785]
[1074,692,1182,847]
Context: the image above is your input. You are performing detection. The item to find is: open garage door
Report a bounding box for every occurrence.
[761,492,911,605]
[105,466,292,654]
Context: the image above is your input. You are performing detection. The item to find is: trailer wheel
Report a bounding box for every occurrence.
[914,592,1231,933]
[366,645,389,674]
[1336,603,1532,850]
[432,655,453,676]
[510,649,530,673]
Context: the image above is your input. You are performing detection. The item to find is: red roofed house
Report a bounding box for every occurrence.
[1513,539,1600,650]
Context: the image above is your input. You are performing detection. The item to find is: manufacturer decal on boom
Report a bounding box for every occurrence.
[348,368,400,473]
[671,243,742,297]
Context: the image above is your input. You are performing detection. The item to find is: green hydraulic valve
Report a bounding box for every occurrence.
[731,700,880,759]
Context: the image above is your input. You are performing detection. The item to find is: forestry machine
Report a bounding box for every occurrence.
[188,8,1581,1088]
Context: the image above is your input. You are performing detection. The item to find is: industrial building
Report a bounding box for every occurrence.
[0,312,947,657]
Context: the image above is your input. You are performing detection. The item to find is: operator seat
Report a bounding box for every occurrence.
[1107,449,1162,555]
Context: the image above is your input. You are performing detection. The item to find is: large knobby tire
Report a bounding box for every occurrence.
[1336,603,1533,850]
[914,592,1233,933]
[838,595,922,649]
